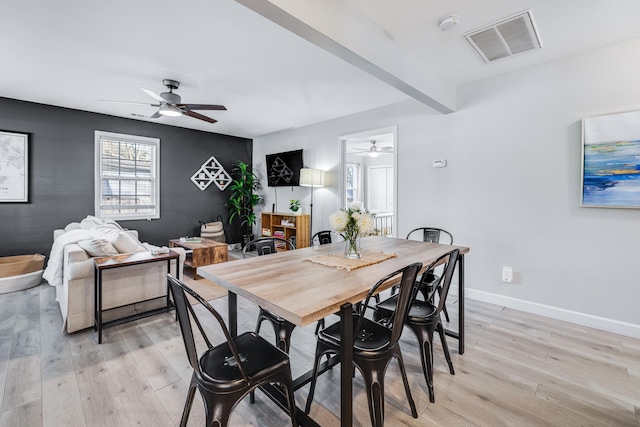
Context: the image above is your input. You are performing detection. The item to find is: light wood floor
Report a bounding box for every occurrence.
[1,282,639,427]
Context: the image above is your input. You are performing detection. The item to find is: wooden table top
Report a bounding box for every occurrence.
[197,236,470,327]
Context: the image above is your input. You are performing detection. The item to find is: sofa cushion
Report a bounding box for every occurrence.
[77,239,118,257]
[112,232,146,254]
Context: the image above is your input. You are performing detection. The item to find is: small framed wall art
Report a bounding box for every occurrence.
[582,110,640,208]
[0,130,29,203]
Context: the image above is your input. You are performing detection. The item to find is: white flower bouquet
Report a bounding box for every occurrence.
[329,202,375,258]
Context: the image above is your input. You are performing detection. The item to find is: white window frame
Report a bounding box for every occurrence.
[94,130,160,221]
[345,162,361,207]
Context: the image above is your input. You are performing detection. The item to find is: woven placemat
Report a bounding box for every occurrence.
[305,250,397,272]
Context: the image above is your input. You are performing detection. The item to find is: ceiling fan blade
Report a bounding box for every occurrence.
[131,111,162,119]
[183,109,217,124]
[100,99,160,107]
[140,88,166,104]
[177,104,227,111]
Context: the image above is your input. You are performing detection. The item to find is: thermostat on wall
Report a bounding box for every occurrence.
[432,160,447,168]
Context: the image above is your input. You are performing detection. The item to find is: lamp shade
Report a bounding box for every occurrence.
[299,168,324,187]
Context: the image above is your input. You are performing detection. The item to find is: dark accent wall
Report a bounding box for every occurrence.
[0,97,251,258]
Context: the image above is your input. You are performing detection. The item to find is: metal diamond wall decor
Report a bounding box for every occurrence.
[190,156,232,191]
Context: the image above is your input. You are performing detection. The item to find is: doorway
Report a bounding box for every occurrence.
[340,126,397,236]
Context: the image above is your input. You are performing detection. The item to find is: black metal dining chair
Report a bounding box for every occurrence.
[405,227,454,321]
[373,249,460,403]
[242,237,297,353]
[167,274,297,427]
[305,262,422,426]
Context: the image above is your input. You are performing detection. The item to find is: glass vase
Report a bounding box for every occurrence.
[344,236,361,259]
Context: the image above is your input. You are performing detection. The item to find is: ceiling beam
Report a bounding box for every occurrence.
[236,0,456,114]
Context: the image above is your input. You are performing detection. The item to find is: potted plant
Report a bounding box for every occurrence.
[227,161,264,247]
[289,199,301,214]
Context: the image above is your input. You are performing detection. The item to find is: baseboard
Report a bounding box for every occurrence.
[466,288,640,339]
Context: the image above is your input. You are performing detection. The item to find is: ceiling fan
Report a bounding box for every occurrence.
[352,140,394,157]
[101,79,226,124]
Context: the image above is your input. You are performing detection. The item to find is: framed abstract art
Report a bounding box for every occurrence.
[581,110,640,208]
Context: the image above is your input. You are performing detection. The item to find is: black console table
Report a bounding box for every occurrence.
[93,250,180,343]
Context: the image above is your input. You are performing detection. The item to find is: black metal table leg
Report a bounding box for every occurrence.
[93,268,98,332]
[458,253,465,355]
[443,253,465,355]
[97,269,103,344]
[339,302,353,426]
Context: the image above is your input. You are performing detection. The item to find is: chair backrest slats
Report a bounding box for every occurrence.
[169,274,201,372]
[434,249,460,315]
[255,239,276,255]
[242,237,295,257]
[406,227,453,245]
[312,230,332,245]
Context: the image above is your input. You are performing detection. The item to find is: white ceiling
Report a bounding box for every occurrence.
[2,1,640,139]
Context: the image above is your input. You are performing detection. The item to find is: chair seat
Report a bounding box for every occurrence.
[200,332,290,385]
[319,314,392,352]
[376,295,438,320]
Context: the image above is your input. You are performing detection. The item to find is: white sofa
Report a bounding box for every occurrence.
[45,218,185,333]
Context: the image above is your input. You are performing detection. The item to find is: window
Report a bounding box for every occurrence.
[345,162,361,206]
[95,131,160,220]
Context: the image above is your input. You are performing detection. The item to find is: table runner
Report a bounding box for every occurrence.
[305,250,397,272]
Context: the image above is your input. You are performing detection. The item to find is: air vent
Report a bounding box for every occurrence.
[464,10,542,63]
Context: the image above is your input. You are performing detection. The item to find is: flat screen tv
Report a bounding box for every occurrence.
[266,149,303,187]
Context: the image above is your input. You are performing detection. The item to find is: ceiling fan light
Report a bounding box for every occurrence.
[159,105,182,117]
[369,151,379,158]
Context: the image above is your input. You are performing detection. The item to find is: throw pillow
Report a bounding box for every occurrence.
[112,232,146,254]
[77,239,119,257]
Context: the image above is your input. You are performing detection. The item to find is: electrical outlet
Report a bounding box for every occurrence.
[502,266,513,283]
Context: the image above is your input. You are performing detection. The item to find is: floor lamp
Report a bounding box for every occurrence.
[299,168,324,245]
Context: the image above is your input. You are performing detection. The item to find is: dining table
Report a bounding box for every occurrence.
[197,235,470,427]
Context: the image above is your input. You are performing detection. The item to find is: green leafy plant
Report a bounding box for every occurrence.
[289,199,300,212]
[227,161,264,240]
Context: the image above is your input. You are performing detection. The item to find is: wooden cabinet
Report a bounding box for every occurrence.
[261,212,310,249]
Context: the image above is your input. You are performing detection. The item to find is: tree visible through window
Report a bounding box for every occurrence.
[95,131,160,220]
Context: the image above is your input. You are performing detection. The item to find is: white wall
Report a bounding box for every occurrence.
[254,38,640,337]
